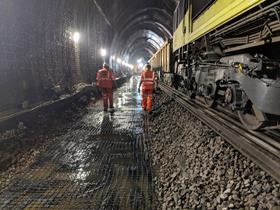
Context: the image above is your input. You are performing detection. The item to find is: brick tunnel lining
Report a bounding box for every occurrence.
[0,0,112,112]
[0,79,157,209]
[0,0,176,113]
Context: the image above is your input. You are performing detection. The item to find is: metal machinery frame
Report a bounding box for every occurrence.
[151,0,280,130]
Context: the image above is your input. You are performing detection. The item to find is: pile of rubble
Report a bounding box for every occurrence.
[148,92,280,209]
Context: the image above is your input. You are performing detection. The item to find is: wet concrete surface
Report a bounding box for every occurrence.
[0,77,157,209]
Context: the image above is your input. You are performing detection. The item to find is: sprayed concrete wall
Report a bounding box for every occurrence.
[0,0,112,112]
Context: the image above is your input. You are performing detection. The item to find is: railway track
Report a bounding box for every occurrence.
[159,83,280,183]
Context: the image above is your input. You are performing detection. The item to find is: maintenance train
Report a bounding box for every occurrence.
[149,0,280,130]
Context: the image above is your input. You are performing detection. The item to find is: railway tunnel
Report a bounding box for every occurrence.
[0,0,280,209]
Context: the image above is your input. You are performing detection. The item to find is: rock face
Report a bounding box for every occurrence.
[148,92,280,209]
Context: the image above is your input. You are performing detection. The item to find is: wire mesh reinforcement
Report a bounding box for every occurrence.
[0,80,156,210]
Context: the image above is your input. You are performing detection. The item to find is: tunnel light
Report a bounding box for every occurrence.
[111,55,116,60]
[137,58,142,64]
[117,58,122,64]
[138,62,144,69]
[100,48,107,57]
[73,32,80,43]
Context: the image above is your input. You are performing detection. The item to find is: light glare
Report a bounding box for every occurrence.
[100,48,107,57]
[73,32,80,43]
[138,62,144,69]
[117,58,122,63]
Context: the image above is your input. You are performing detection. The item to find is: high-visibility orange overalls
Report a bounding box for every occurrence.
[96,68,116,110]
[141,70,155,112]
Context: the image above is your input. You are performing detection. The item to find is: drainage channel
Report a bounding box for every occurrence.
[0,77,157,210]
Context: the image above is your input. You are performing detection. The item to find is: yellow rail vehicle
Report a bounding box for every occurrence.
[151,0,280,130]
[149,41,173,85]
[173,0,266,52]
[149,40,172,73]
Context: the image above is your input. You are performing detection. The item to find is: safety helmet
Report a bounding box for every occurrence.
[103,63,109,69]
[144,63,151,70]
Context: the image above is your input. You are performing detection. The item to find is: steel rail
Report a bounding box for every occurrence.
[159,83,280,183]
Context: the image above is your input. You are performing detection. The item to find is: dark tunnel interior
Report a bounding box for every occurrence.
[0,0,177,113]
[1,2,280,209]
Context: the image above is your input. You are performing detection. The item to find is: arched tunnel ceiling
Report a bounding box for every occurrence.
[94,0,177,64]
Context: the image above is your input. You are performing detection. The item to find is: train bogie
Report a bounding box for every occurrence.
[150,0,280,130]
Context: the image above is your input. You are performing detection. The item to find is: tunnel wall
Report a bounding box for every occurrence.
[0,0,112,112]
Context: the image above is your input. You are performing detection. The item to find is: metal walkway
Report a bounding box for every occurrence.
[0,77,156,210]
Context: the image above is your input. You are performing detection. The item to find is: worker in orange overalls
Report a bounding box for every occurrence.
[96,63,117,112]
[138,63,155,113]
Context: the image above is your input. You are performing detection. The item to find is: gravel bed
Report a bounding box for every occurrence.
[148,91,280,209]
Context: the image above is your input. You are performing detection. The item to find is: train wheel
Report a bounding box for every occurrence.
[181,88,191,97]
[204,96,216,107]
[189,81,197,99]
[204,84,216,108]
[183,82,192,97]
[238,92,267,130]
[180,79,194,98]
